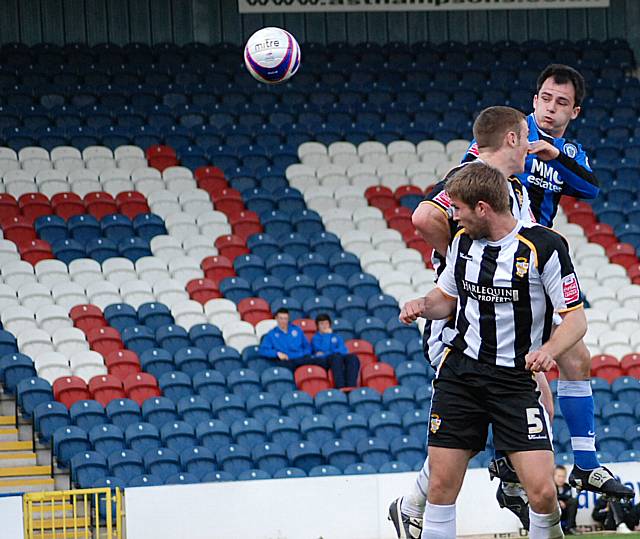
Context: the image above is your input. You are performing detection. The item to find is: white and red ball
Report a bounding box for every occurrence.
[244,27,300,84]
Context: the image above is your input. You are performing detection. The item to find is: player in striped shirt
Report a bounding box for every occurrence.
[406,162,587,539]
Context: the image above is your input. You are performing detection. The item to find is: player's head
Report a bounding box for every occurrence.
[554,465,567,487]
[315,313,332,334]
[473,106,529,174]
[275,308,289,329]
[534,64,585,137]
[446,162,511,239]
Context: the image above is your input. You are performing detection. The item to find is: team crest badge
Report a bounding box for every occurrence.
[291,329,298,337]
[515,257,529,278]
[430,413,441,434]
[563,143,577,158]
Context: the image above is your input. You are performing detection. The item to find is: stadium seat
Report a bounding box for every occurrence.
[356,437,391,469]
[108,449,145,482]
[34,401,70,443]
[180,446,216,478]
[286,440,323,474]
[53,425,92,467]
[160,421,197,453]
[71,451,108,488]
[177,395,212,426]
[216,444,253,476]
[295,366,332,398]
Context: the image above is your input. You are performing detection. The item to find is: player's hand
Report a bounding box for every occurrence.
[399,298,427,324]
[525,350,555,372]
[528,140,560,161]
[276,352,288,360]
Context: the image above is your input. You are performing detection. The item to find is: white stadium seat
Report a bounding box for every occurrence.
[53,327,89,357]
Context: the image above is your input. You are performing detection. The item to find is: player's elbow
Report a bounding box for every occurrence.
[412,204,444,239]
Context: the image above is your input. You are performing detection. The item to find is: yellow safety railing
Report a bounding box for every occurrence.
[23,487,123,539]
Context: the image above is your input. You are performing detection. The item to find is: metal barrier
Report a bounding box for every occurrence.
[23,487,123,539]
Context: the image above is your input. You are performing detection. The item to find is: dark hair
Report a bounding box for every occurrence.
[315,313,331,324]
[473,106,525,152]
[445,162,510,214]
[275,308,289,316]
[555,465,566,472]
[536,64,586,107]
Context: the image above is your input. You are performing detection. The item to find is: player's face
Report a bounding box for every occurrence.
[533,78,581,137]
[451,197,490,240]
[514,119,530,173]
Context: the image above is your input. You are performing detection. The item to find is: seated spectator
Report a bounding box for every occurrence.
[554,465,579,535]
[259,308,324,371]
[311,313,360,389]
[592,494,640,532]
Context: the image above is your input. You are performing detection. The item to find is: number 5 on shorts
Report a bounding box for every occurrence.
[526,408,544,434]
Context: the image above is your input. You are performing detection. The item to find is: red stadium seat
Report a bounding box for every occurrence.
[86,327,123,358]
[18,239,54,265]
[365,186,396,211]
[0,194,20,219]
[123,372,161,406]
[229,210,262,241]
[210,188,244,215]
[384,206,414,235]
[295,366,332,397]
[53,376,91,409]
[89,374,126,407]
[565,201,596,227]
[148,155,178,172]
[361,362,397,393]
[606,243,639,269]
[145,144,176,159]
[214,235,249,262]
[584,223,617,249]
[105,350,141,381]
[51,193,85,220]
[394,185,423,201]
[292,319,317,341]
[115,191,151,219]
[194,166,225,181]
[627,263,640,285]
[186,278,222,304]
[197,176,228,196]
[70,304,107,333]
[590,354,623,383]
[1,216,36,244]
[201,255,235,283]
[621,354,640,379]
[18,193,52,222]
[84,192,117,220]
[346,339,377,369]
[238,297,272,325]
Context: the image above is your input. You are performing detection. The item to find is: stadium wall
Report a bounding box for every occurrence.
[123,461,640,538]
[0,0,638,55]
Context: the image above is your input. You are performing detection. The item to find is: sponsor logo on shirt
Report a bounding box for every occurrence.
[562,273,580,304]
[461,280,519,302]
[527,158,563,192]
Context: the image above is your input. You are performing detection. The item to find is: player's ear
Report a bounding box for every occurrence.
[571,106,580,120]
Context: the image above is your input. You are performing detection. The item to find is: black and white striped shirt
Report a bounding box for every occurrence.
[437,221,583,369]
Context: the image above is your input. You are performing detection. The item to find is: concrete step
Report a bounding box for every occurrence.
[0,440,33,452]
[0,451,37,466]
[0,426,18,442]
[0,415,15,426]
[0,465,52,478]
[0,477,55,494]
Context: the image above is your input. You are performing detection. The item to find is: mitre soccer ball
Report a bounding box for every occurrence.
[244,27,300,84]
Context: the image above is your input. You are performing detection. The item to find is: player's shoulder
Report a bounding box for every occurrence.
[518,224,569,264]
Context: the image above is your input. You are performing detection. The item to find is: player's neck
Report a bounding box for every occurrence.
[486,214,519,243]
[477,152,515,179]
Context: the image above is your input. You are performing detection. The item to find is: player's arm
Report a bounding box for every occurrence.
[528,140,599,199]
[411,180,453,257]
[525,233,587,372]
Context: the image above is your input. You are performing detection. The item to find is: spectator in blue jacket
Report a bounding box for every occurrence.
[311,313,360,389]
[259,308,322,371]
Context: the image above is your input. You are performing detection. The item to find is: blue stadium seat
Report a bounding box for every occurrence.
[292,209,324,237]
[595,425,628,456]
[165,472,200,485]
[71,451,108,488]
[105,399,141,430]
[192,370,226,401]
[156,324,191,355]
[261,367,295,397]
[601,401,635,431]
[189,324,224,350]
[17,377,53,418]
[208,346,243,377]
[386,318,421,345]
[266,253,298,281]
[177,395,212,426]
[356,437,391,469]
[35,401,70,443]
[270,298,304,321]
[348,387,383,416]
[403,409,428,443]
[369,411,403,443]
[375,340,406,368]
[244,188,277,214]
[302,295,335,319]
[68,214,101,242]
[158,372,192,405]
[287,440,323,473]
[344,462,377,475]
[379,461,412,474]
[329,252,361,280]
[396,361,430,390]
[355,317,387,344]
[122,326,156,356]
[200,470,235,482]
[246,392,280,422]
[227,368,261,398]
[266,416,300,447]
[382,386,415,415]
[626,424,640,450]
[308,465,342,477]
[1,353,36,394]
[89,424,125,457]
[247,234,279,260]
[617,449,640,463]
[261,210,293,238]
[141,396,178,428]
[251,441,288,476]
[315,389,349,419]
[138,302,174,330]
[283,274,316,303]
[51,239,86,264]
[180,446,216,478]
[139,348,174,379]
[280,233,310,259]
[367,294,399,323]
[298,253,329,280]
[0,331,18,358]
[275,187,306,214]
[195,419,231,453]
[234,254,266,283]
[104,304,138,333]
[251,275,284,304]
[611,377,640,405]
[174,346,208,377]
[316,274,349,301]
[390,435,424,469]
[125,422,161,454]
[211,394,246,425]
[101,214,133,242]
[70,400,107,432]
[334,412,369,445]
[231,417,266,449]
[279,390,314,421]
[216,444,253,476]
[335,295,367,325]
[127,473,164,487]
[273,467,306,478]
[144,447,181,481]
[405,338,425,363]
[35,215,68,243]
[310,232,342,258]
[53,425,91,467]
[160,421,197,453]
[300,414,335,446]
[322,438,358,471]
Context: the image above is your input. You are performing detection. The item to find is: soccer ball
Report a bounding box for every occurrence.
[244,27,300,84]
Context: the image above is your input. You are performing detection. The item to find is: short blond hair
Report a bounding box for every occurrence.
[473,106,525,152]
[445,162,510,214]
